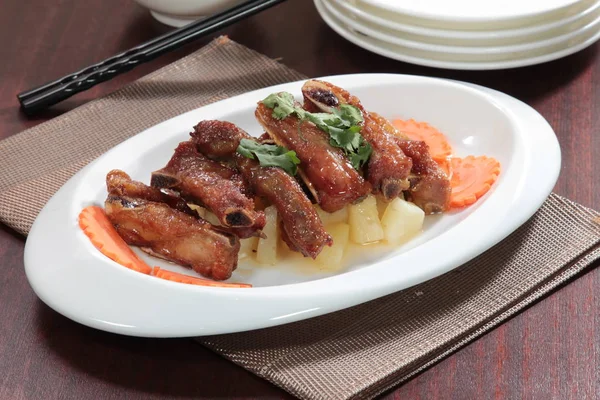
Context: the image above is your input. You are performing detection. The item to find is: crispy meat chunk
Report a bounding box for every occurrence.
[394,138,451,214]
[151,141,265,237]
[302,80,412,201]
[105,170,240,280]
[192,120,333,258]
[255,102,371,212]
[106,169,195,216]
[357,112,451,213]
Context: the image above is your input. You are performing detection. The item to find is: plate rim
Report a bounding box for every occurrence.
[24,73,561,337]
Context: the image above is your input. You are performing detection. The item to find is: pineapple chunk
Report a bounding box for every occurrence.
[238,237,258,260]
[316,205,349,225]
[314,223,350,271]
[375,195,389,219]
[348,195,385,244]
[381,198,425,245]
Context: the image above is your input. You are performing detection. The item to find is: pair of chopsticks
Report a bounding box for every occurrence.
[17,0,287,114]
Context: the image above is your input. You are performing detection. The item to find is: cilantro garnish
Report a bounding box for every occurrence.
[262,92,296,120]
[262,92,372,170]
[236,138,301,176]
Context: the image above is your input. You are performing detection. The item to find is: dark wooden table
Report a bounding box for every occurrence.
[1,0,599,398]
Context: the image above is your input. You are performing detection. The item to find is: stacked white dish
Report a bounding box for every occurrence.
[315,0,600,69]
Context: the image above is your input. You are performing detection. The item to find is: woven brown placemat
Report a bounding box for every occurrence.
[1,37,599,400]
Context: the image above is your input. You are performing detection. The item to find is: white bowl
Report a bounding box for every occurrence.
[133,0,246,27]
[333,0,600,44]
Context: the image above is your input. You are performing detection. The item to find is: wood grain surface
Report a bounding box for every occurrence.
[1,0,599,398]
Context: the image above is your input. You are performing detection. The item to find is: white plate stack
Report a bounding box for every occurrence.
[315,0,600,69]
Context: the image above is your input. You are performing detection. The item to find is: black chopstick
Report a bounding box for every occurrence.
[17,0,287,114]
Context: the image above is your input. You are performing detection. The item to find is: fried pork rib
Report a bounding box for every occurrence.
[255,102,371,213]
[302,80,413,201]
[393,138,451,214]
[106,169,195,216]
[105,170,240,280]
[151,141,265,238]
[191,120,333,258]
[366,112,451,213]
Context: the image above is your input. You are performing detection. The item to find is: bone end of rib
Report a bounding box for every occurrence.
[224,209,254,228]
[150,170,181,189]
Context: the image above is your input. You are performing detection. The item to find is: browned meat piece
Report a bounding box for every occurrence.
[105,170,240,280]
[151,141,265,237]
[393,138,451,214]
[192,120,333,258]
[351,112,451,213]
[106,199,240,280]
[107,200,240,280]
[362,115,413,198]
[302,80,412,201]
[257,132,274,143]
[106,169,195,216]
[255,102,371,212]
[191,120,240,157]
[369,112,408,139]
[237,156,333,258]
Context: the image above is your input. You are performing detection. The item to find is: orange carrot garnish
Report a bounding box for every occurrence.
[449,156,501,208]
[151,267,252,288]
[78,206,152,274]
[392,119,453,164]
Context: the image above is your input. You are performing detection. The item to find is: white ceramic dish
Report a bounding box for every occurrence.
[332,0,600,45]
[24,74,560,338]
[316,0,600,69]
[325,0,600,55]
[133,0,246,27]
[357,0,588,26]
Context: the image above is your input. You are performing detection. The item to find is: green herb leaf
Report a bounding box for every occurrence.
[262,92,298,120]
[328,125,361,153]
[332,104,363,126]
[236,138,300,175]
[348,140,373,170]
[261,92,372,171]
[304,112,339,131]
[236,143,256,159]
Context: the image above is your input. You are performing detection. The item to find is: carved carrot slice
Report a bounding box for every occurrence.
[151,267,252,288]
[392,119,453,164]
[78,206,152,274]
[449,156,501,208]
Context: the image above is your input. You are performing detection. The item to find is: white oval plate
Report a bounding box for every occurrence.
[327,0,600,52]
[24,74,560,338]
[316,0,600,70]
[334,0,600,42]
